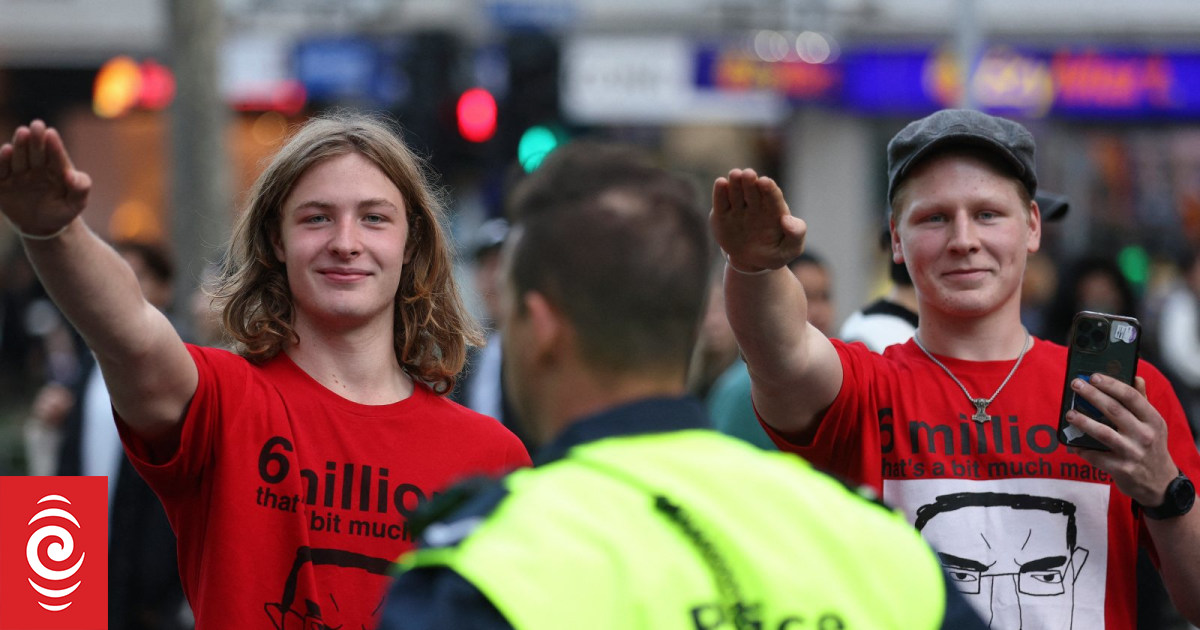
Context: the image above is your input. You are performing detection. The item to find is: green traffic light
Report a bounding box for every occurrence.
[518,125,560,173]
[1117,245,1150,288]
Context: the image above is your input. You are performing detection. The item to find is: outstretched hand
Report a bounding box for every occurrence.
[0,120,92,237]
[1065,375,1180,507]
[710,168,807,274]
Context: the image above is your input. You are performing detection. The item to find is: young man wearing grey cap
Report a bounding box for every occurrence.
[712,109,1200,629]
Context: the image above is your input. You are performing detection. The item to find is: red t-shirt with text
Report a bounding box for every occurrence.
[768,338,1200,630]
[119,344,531,629]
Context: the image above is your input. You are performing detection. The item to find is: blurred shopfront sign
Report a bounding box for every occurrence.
[293,36,410,108]
[696,41,1200,119]
[223,34,307,114]
[561,36,787,125]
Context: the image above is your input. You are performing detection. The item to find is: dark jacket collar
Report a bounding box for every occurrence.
[534,396,709,466]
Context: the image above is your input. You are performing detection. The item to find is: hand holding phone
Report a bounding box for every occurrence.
[1057,311,1141,451]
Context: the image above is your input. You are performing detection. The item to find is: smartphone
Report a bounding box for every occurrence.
[1057,311,1141,451]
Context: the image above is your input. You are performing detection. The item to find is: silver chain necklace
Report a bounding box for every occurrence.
[913,331,1032,423]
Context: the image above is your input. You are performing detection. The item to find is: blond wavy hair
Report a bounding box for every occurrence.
[213,112,482,394]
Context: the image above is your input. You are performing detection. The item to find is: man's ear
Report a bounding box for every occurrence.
[1026,198,1042,254]
[889,219,904,264]
[523,292,565,361]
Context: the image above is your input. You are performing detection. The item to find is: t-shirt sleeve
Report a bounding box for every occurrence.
[503,432,533,470]
[117,344,251,498]
[760,340,885,489]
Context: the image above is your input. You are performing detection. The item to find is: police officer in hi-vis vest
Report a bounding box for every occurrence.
[379,143,986,630]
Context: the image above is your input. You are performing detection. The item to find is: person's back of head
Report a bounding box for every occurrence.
[214,111,480,393]
[505,142,711,380]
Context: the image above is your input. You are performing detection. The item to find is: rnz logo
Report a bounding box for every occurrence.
[0,475,107,630]
[26,494,87,612]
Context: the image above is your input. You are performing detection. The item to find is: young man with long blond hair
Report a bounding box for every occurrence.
[0,114,529,628]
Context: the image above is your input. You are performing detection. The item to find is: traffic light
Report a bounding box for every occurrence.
[93,56,141,118]
[517,124,566,172]
[456,87,498,143]
[93,56,176,118]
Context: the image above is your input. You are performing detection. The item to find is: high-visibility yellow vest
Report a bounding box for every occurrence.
[402,430,947,630]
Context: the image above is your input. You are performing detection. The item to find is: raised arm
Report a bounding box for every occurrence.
[709,169,842,436]
[0,121,197,444]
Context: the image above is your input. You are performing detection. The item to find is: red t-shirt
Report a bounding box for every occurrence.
[119,344,531,629]
[767,337,1200,630]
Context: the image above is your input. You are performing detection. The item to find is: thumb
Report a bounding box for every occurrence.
[780,214,808,250]
[66,170,91,205]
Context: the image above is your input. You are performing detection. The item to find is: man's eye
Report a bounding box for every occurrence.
[305,215,329,224]
[364,214,384,224]
[948,571,978,583]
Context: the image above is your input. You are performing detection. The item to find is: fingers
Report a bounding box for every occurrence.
[5,120,57,176]
[1064,407,1123,452]
[43,128,75,179]
[729,168,763,211]
[712,168,772,218]
[0,143,12,179]
[9,125,30,173]
[27,120,47,168]
[712,177,731,215]
[1067,372,1164,456]
[1084,373,1161,432]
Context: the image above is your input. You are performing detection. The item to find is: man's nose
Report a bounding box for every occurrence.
[330,221,361,256]
[987,574,1022,629]
[947,213,980,252]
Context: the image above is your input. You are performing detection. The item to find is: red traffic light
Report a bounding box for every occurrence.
[456,87,498,143]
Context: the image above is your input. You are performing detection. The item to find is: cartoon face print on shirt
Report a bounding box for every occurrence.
[265,547,392,630]
[915,492,1089,629]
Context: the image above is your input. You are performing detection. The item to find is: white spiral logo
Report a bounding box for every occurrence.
[26,494,86,612]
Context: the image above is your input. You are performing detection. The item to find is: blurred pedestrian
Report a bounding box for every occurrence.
[452,217,529,446]
[1042,255,1138,346]
[1156,250,1200,440]
[685,263,739,399]
[380,142,984,630]
[838,229,920,352]
[708,252,831,449]
[0,115,529,629]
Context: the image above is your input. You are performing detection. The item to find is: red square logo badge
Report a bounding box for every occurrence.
[0,476,108,630]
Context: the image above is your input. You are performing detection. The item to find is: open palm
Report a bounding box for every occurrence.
[0,120,91,237]
[710,168,807,273]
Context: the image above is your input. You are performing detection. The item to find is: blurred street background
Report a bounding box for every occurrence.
[4,0,1200,471]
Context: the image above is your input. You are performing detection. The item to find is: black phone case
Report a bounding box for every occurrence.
[1057,311,1141,451]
